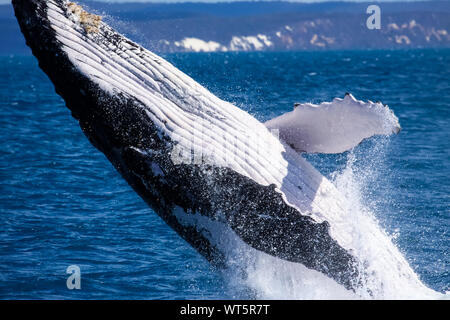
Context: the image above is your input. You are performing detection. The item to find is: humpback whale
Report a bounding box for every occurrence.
[12,0,402,293]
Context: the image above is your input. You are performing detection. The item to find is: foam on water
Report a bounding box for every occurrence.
[217,139,446,300]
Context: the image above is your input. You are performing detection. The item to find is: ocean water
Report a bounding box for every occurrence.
[0,50,448,299]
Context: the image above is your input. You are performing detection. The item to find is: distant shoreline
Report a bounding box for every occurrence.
[2,0,449,54]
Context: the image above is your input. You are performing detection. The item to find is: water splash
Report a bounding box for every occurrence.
[219,138,445,299]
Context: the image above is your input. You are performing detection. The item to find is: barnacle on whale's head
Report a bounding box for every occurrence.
[67,2,102,33]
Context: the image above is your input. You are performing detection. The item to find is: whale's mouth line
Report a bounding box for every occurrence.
[13,0,426,297]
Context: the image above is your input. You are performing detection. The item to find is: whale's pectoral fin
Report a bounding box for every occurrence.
[265,93,401,154]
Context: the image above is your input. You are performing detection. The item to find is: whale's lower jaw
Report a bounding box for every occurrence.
[13,0,362,291]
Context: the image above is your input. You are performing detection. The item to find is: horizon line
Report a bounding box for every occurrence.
[0,0,442,5]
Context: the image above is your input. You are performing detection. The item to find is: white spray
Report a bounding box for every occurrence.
[212,139,445,300]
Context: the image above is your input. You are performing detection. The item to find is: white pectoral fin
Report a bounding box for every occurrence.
[265,93,401,154]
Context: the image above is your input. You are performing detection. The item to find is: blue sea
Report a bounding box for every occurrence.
[0,50,448,299]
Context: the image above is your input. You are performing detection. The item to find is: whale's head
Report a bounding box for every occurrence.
[13,0,281,175]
